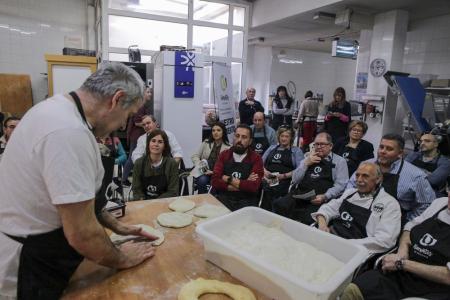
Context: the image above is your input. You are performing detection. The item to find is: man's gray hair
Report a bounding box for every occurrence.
[81,62,145,108]
[359,162,382,178]
[316,132,333,144]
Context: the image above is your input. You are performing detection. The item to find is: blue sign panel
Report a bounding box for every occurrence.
[174,51,195,98]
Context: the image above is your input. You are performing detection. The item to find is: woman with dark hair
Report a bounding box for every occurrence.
[271,85,294,130]
[324,87,351,142]
[192,121,231,193]
[132,129,179,200]
[295,90,319,151]
[261,126,304,210]
[333,120,374,176]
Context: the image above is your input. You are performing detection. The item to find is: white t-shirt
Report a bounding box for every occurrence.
[0,94,104,297]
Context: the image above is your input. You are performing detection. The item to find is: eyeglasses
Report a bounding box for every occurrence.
[6,125,16,129]
[314,142,331,147]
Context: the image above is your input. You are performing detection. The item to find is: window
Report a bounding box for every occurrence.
[109,53,152,63]
[193,0,228,24]
[109,0,188,19]
[232,30,244,58]
[233,6,245,26]
[109,16,187,50]
[193,26,228,57]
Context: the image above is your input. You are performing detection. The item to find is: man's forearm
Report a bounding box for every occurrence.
[403,260,450,286]
[397,231,411,258]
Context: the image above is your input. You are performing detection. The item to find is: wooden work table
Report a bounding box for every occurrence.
[63,194,269,299]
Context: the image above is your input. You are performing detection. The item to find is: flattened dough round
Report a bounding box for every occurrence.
[169,198,195,212]
[109,224,164,246]
[194,204,229,218]
[178,278,256,300]
[157,212,193,228]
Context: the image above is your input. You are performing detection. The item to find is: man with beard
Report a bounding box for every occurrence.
[347,133,435,224]
[406,133,450,197]
[273,132,348,224]
[211,124,264,211]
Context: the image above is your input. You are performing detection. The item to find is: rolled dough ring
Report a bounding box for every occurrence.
[109,224,164,246]
[157,212,193,228]
[178,278,256,300]
[169,198,196,212]
[194,204,229,218]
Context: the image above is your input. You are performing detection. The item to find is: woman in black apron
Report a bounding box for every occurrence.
[324,87,351,143]
[261,127,302,210]
[333,121,374,176]
[132,129,179,200]
[271,86,294,130]
[352,204,450,300]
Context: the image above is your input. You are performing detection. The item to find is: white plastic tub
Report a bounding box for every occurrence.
[196,207,369,300]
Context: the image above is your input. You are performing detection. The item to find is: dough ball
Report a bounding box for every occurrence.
[157,212,193,228]
[194,204,229,218]
[178,278,256,300]
[109,224,164,246]
[169,198,196,212]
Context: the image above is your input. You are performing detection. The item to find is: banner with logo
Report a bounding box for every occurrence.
[212,62,235,141]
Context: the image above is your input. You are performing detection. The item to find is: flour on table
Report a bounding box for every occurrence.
[109,224,165,246]
[225,222,343,283]
[157,212,193,228]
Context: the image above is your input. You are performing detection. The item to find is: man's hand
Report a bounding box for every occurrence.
[317,215,330,233]
[264,169,271,179]
[305,153,321,166]
[247,172,259,181]
[227,185,239,191]
[311,194,326,206]
[117,241,155,269]
[115,224,159,241]
[381,254,401,273]
[204,170,214,175]
[222,175,230,182]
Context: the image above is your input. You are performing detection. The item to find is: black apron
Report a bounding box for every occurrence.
[411,154,446,196]
[291,156,335,224]
[140,157,168,199]
[217,158,255,211]
[325,106,348,142]
[264,146,294,195]
[381,159,404,200]
[331,189,380,239]
[3,91,100,299]
[341,145,359,176]
[355,207,450,300]
[251,127,270,156]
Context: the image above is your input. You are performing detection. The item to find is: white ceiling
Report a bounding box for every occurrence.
[249,0,450,52]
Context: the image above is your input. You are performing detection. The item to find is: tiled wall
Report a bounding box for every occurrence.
[403,14,450,79]
[0,0,93,104]
[270,47,357,105]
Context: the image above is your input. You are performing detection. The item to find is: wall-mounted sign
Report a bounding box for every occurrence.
[174,51,195,98]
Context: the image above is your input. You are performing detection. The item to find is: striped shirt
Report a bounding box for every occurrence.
[347,158,436,220]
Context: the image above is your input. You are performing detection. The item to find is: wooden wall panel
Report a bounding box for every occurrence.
[0,74,33,117]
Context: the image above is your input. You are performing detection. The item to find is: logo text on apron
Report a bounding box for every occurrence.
[372,203,384,213]
[274,153,282,160]
[343,152,349,158]
[419,233,438,247]
[231,171,242,179]
[340,211,354,222]
[314,166,322,174]
[255,143,262,149]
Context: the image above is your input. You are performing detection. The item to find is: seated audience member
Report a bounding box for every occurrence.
[295,90,318,151]
[132,129,179,200]
[313,162,401,255]
[347,133,435,224]
[273,132,348,224]
[342,180,450,300]
[406,133,450,197]
[238,87,264,126]
[97,135,127,166]
[250,112,277,156]
[0,116,20,162]
[132,115,183,164]
[324,87,351,142]
[271,85,294,130]
[211,124,264,211]
[333,120,374,176]
[261,126,304,210]
[122,86,152,185]
[191,121,231,194]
